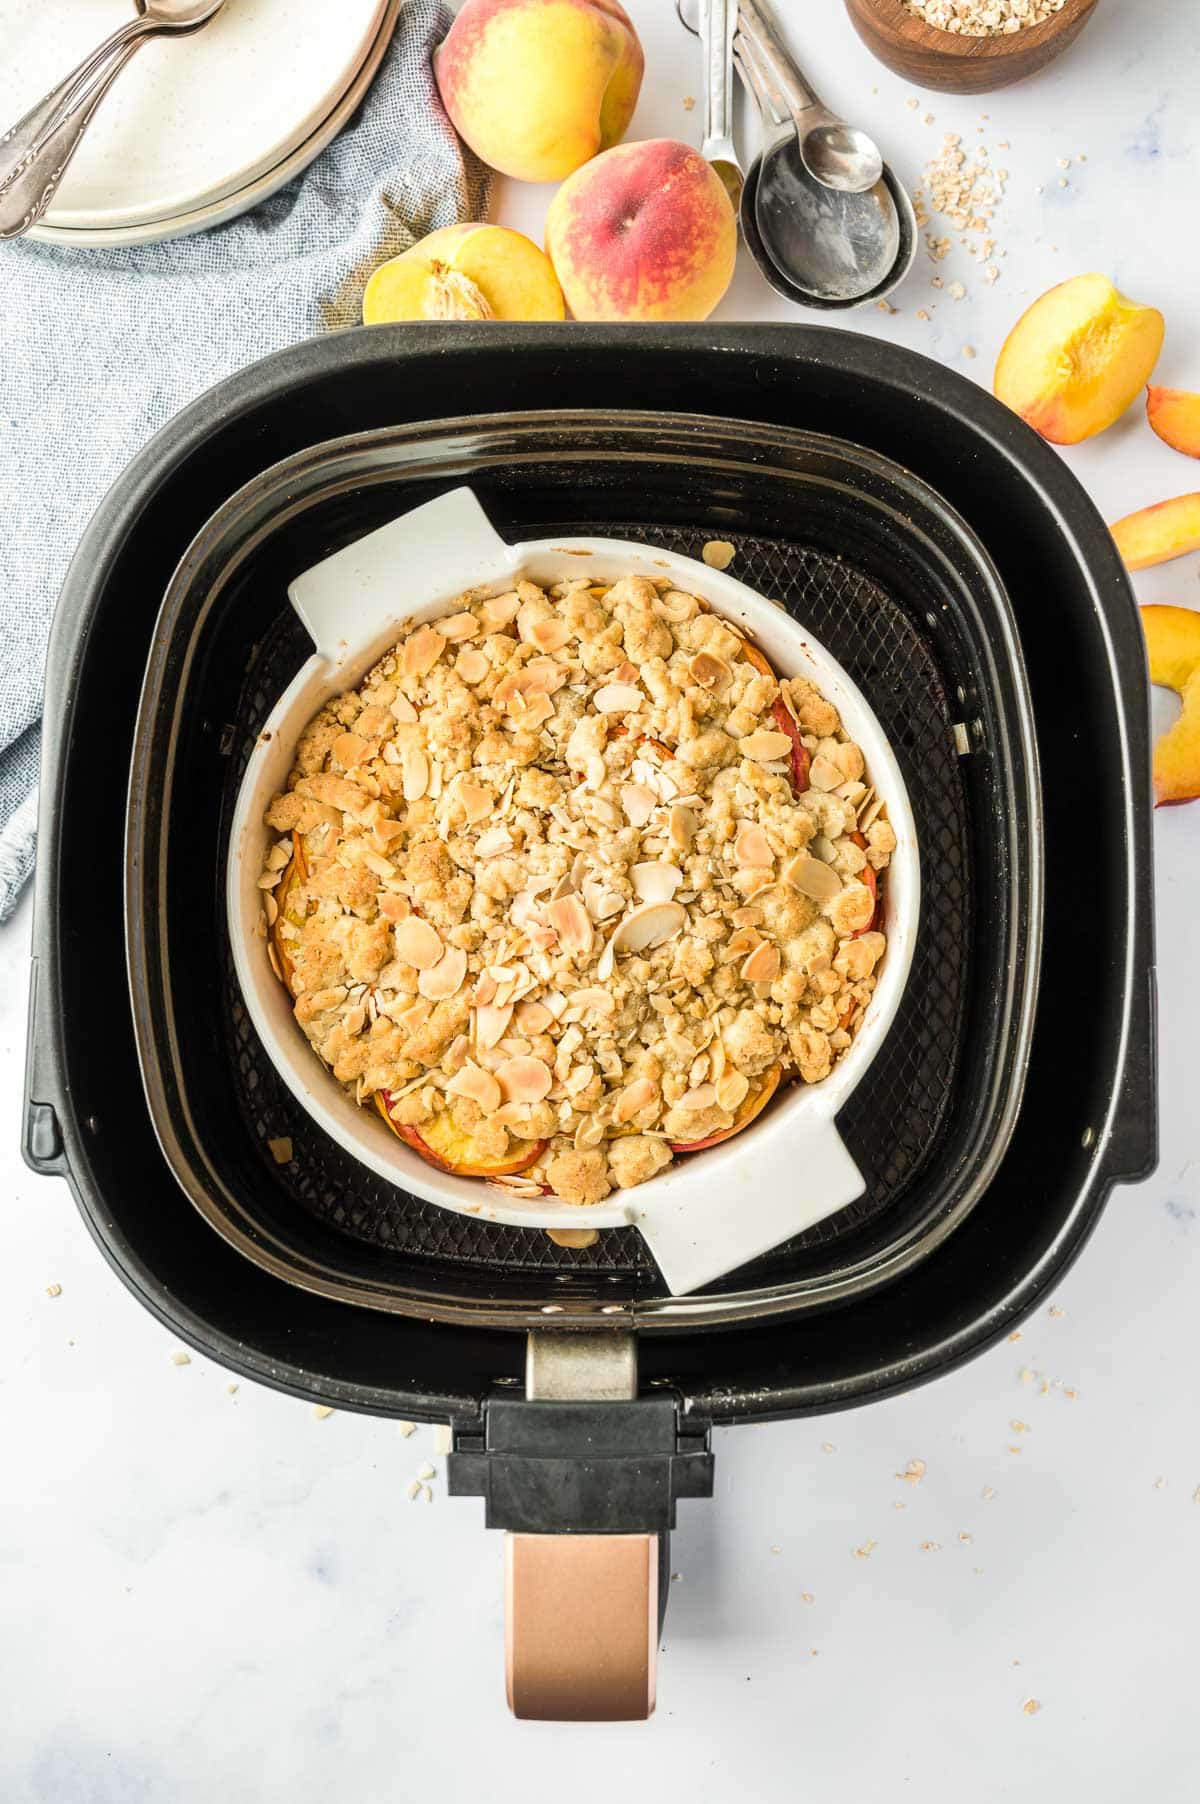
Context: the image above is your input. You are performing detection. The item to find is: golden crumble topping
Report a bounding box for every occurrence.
[260,572,895,1205]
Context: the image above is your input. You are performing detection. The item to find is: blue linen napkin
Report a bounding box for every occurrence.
[0,0,490,921]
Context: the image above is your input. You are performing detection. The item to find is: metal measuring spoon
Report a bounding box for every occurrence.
[734,0,884,194]
[698,0,744,214]
[0,0,226,239]
[733,33,915,310]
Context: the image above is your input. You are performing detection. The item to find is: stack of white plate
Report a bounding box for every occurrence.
[4,0,401,247]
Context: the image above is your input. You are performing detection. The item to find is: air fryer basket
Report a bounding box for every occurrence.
[125,410,1039,1328]
[25,324,1155,1418]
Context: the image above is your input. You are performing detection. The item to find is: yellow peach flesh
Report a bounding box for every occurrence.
[1141,605,1200,805]
[1111,493,1200,570]
[994,274,1164,445]
[363,223,564,325]
[1147,386,1200,459]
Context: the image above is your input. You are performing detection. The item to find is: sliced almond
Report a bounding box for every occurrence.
[401,746,429,802]
[783,853,843,901]
[447,1063,502,1113]
[548,893,594,957]
[716,1070,750,1113]
[530,617,571,654]
[734,825,773,867]
[480,590,521,629]
[392,917,444,969]
[669,805,697,850]
[741,942,781,984]
[496,1056,553,1104]
[455,648,490,685]
[514,999,553,1034]
[472,972,498,1007]
[391,693,419,724]
[593,683,643,715]
[679,1082,718,1111]
[403,626,446,680]
[519,691,555,729]
[379,892,411,923]
[523,658,570,696]
[547,1227,600,1249]
[739,729,792,763]
[596,936,616,982]
[418,944,468,1001]
[611,900,687,954]
[702,540,735,570]
[476,1002,514,1048]
[563,987,616,1016]
[456,779,493,825]
[808,755,842,792]
[436,611,479,641]
[690,651,730,689]
[564,1062,596,1096]
[475,826,514,858]
[613,1076,660,1124]
[723,925,762,961]
[708,1038,727,1084]
[574,1115,605,1151]
[631,861,683,905]
[621,784,657,828]
[581,879,625,922]
[859,795,886,831]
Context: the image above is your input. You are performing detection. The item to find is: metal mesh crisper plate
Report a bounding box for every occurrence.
[223,523,968,1285]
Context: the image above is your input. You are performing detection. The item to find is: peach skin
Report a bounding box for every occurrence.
[993,274,1164,444]
[434,0,643,184]
[1111,493,1200,571]
[1147,386,1200,459]
[1140,605,1200,805]
[363,224,564,323]
[545,139,737,322]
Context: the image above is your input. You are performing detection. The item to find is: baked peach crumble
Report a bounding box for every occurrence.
[258,573,896,1206]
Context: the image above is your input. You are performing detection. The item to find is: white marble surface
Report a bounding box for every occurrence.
[4,1,1200,1795]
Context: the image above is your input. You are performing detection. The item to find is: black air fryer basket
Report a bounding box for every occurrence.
[23,327,1156,1715]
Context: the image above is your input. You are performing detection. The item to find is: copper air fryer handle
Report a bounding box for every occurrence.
[506,1532,659,1722]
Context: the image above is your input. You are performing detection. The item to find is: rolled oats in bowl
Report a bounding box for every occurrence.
[260,572,896,1206]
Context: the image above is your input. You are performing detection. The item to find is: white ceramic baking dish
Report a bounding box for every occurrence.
[227,486,919,1295]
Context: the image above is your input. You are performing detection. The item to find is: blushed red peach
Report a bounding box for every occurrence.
[544,139,737,322]
[434,0,643,185]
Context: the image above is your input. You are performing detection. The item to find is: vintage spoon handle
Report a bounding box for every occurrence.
[699,0,736,151]
[0,28,149,238]
[736,0,824,121]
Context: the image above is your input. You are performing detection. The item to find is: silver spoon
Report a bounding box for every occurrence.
[698,0,743,215]
[678,0,883,194]
[0,0,226,240]
[734,32,915,309]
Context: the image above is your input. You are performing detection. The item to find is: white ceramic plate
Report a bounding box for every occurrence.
[227,488,921,1298]
[24,0,399,249]
[4,0,385,231]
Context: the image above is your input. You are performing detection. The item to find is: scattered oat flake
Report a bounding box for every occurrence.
[406,1480,422,1501]
[906,96,919,109]
[45,1283,62,1298]
[921,1541,941,1553]
[1049,1305,1066,1318]
[1008,1331,1022,1342]
[854,1540,877,1560]
[416,1462,436,1481]
[312,1404,335,1421]
[682,94,695,111]
[1058,177,1068,188]
[1057,158,1070,169]
[982,1486,996,1499]
[802,1592,815,1603]
[1011,1420,1030,1433]
[1154,1477,1167,1490]
[1008,1446,1022,1455]
[398,1420,417,1437]
[922,112,934,125]
[948,281,966,300]
[876,300,896,313]
[170,1351,191,1367]
[916,308,930,321]
[898,1458,926,1484]
[226,1383,239,1395]
[962,345,977,359]
[1022,1698,1041,1717]
[821,1442,836,1454]
[770,1545,782,1555]
[423,1486,433,1503]
[702,540,735,570]
[671,1571,683,1581]
[959,1531,973,1543]
[433,1425,453,1456]
[267,1136,293,1164]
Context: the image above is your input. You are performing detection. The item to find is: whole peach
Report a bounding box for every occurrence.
[434,0,643,185]
[545,139,737,322]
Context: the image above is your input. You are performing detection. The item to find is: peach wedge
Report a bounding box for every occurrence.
[1111,493,1200,571]
[1140,605,1200,806]
[1147,386,1200,459]
[363,224,564,325]
[993,274,1164,445]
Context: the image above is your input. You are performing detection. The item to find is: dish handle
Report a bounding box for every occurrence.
[287,485,517,661]
[635,1107,865,1295]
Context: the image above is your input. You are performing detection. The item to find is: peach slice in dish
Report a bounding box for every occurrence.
[669,1064,783,1154]
[270,831,308,992]
[374,1092,547,1178]
[739,642,811,792]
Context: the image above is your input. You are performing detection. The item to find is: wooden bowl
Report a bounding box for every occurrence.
[842,0,1100,93]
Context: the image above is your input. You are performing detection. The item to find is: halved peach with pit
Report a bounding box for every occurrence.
[1147,386,1200,459]
[1141,604,1200,805]
[669,1064,783,1153]
[1111,493,1200,570]
[375,1092,547,1177]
